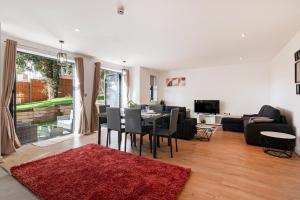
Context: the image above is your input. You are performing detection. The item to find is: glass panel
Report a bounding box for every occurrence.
[150,75,157,101]
[14,51,74,144]
[105,72,121,107]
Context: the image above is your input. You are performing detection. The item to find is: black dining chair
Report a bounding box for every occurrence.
[106,107,125,150]
[124,108,153,156]
[98,105,110,145]
[155,108,179,158]
[149,105,163,113]
[99,105,110,125]
[148,104,165,144]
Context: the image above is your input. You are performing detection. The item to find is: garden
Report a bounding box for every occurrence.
[15,51,74,143]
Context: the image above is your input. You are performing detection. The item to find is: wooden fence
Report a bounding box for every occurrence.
[16,82,30,104]
[59,78,73,97]
[16,78,73,104]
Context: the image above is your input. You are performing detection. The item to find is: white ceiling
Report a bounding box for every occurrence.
[0,0,300,70]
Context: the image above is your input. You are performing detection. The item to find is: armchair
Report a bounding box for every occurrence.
[243,105,295,148]
[57,110,73,132]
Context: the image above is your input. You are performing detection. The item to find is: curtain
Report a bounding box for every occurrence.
[90,62,101,132]
[75,57,89,135]
[122,69,129,107]
[1,39,21,155]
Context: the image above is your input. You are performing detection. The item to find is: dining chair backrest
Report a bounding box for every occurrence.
[169,108,179,135]
[124,108,142,133]
[149,105,163,113]
[107,107,121,131]
[99,105,110,113]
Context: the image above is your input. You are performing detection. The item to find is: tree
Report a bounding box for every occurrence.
[16,51,72,99]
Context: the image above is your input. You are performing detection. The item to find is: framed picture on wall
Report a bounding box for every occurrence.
[295,61,300,83]
[295,50,300,62]
[166,77,186,87]
[297,84,300,95]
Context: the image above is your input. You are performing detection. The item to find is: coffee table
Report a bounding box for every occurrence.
[195,124,217,141]
[260,131,296,158]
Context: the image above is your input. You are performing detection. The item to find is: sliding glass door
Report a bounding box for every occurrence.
[12,51,75,144]
[104,72,121,107]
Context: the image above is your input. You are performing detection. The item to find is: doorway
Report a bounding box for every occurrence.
[97,68,122,108]
[12,51,75,144]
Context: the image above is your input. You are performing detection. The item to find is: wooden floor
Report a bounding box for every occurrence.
[2,128,300,200]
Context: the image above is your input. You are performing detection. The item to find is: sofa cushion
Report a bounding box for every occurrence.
[164,106,186,120]
[221,117,244,132]
[258,105,281,122]
[248,117,275,123]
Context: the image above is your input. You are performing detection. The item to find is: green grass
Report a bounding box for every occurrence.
[16,97,73,111]
[32,120,57,126]
[97,95,104,101]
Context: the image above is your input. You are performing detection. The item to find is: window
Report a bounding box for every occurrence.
[150,75,157,101]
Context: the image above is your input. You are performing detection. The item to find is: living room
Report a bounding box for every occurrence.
[1,1,300,200]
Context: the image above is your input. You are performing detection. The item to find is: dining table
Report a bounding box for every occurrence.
[98,111,170,158]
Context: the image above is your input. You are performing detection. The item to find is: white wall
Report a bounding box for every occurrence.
[0,23,3,160]
[158,63,271,116]
[128,66,160,105]
[129,66,141,104]
[140,67,160,104]
[270,31,300,154]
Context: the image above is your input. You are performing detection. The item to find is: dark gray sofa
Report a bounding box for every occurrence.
[163,106,197,140]
[243,105,295,149]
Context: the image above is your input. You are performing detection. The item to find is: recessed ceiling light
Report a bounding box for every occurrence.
[75,28,80,32]
[239,57,243,61]
[241,33,246,38]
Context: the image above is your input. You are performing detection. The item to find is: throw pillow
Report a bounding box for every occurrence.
[249,117,275,124]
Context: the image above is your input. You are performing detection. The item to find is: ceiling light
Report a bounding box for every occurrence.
[117,5,125,15]
[239,57,243,61]
[57,40,67,65]
[75,28,80,32]
[241,33,246,38]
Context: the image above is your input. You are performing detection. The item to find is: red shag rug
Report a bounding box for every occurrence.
[11,144,191,200]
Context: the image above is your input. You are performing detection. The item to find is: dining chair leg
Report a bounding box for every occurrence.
[149,134,152,153]
[157,136,160,148]
[124,133,127,152]
[139,135,143,156]
[130,133,133,147]
[175,132,178,152]
[109,131,111,145]
[169,136,173,158]
[106,130,110,147]
[118,131,121,150]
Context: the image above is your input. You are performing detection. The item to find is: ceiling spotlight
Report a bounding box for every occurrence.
[75,28,80,32]
[241,33,246,38]
[117,5,125,15]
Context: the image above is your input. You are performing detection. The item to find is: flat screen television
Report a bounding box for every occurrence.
[194,100,220,114]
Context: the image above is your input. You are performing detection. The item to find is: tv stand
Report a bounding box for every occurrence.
[198,113,223,125]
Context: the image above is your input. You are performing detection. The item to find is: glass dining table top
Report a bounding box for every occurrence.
[99,110,169,119]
